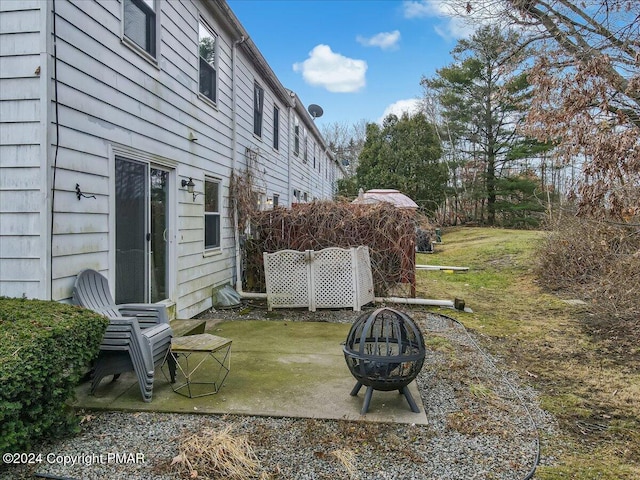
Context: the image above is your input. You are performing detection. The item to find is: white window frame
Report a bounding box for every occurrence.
[294,118,300,156]
[204,177,221,251]
[303,129,308,163]
[198,19,218,105]
[273,105,280,150]
[253,82,264,137]
[122,0,159,63]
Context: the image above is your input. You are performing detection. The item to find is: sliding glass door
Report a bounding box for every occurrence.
[115,157,170,304]
[150,167,169,303]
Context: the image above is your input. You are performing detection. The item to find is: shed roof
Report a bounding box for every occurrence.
[352,189,418,209]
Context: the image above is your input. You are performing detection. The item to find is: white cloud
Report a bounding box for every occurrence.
[356,30,401,50]
[434,18,475,41]
[403,0,445,18]
[292,45,367,93]
[378,98,423,123]
[402,0,475,40]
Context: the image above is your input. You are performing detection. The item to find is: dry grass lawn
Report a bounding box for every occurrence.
[417,227,640,479]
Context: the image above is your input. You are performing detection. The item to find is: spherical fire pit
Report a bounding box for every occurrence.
[343,307,426,414]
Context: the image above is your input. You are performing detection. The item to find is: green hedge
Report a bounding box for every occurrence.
[0,297,108,454]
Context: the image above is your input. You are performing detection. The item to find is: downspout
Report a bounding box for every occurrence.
[374,297,459,308]
[231,35,259,297]
[233,290,464,307]
[230,35,245,174]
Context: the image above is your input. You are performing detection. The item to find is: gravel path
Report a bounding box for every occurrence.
[1,304,556,480]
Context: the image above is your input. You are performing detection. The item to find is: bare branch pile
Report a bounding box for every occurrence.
[243,200,420,297]
[535,213,640,326]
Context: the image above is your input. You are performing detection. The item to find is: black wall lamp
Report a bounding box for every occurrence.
[181,177,200,201]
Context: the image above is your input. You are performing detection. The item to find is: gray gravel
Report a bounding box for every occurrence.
[1,304,557,480]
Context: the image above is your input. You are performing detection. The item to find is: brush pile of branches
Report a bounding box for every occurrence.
[242,200,419,297]
[535,213,640,328]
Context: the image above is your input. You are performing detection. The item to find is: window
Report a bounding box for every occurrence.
[293,189,300,201]
[273,105,280,150]
[294,118,300,155]
[199,21,217,103]
[204,178,220,249]
[272,194,279,207]
[253,83,264,137]
[303,130,308,163]
[124,0,156,57]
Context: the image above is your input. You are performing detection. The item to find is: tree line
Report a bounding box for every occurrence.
[324,1,639,228]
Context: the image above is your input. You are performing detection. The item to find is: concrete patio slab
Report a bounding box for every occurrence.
[72,320,428,425]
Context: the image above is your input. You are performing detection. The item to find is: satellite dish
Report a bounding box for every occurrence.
[308,104,324,120]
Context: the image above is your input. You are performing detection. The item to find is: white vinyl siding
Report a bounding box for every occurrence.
[0,0,343,316]
[0,1,48,299]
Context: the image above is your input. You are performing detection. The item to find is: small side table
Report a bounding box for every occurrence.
[162,333,232,398]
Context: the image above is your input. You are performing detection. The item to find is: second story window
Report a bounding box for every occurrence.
[254,83,264,137]
[303,130,308,163]
[273,106,280,150]
[294,118,300,155]
[124,0,156,57]
[199,21,217,103]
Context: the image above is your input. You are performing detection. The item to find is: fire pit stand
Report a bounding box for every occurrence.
[343,307,426,414]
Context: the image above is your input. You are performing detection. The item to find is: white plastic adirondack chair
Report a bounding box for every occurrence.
[72,269,169,328]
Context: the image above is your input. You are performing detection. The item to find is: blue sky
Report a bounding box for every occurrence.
[226,0,474,129]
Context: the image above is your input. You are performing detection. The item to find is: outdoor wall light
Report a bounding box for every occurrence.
[181,177,195,193]
[181,178,200,201]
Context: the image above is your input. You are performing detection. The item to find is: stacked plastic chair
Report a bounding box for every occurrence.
[72,269,173,402]
[91,318,172,402]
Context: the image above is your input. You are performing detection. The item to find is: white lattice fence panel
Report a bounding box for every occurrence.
[264,247,374,311]
[263,250,310,310]
[311,248,355,310]
[355,246,375,306]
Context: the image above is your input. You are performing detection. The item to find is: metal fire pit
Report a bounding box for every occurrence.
[343,307,426,414]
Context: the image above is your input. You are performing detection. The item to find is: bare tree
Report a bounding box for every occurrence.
[321,120,368,177]
[450,1,640,217]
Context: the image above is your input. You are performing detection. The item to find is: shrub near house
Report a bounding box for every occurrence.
[0,298,108,454]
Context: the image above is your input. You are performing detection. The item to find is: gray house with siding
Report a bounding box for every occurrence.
[0,0,344,318]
